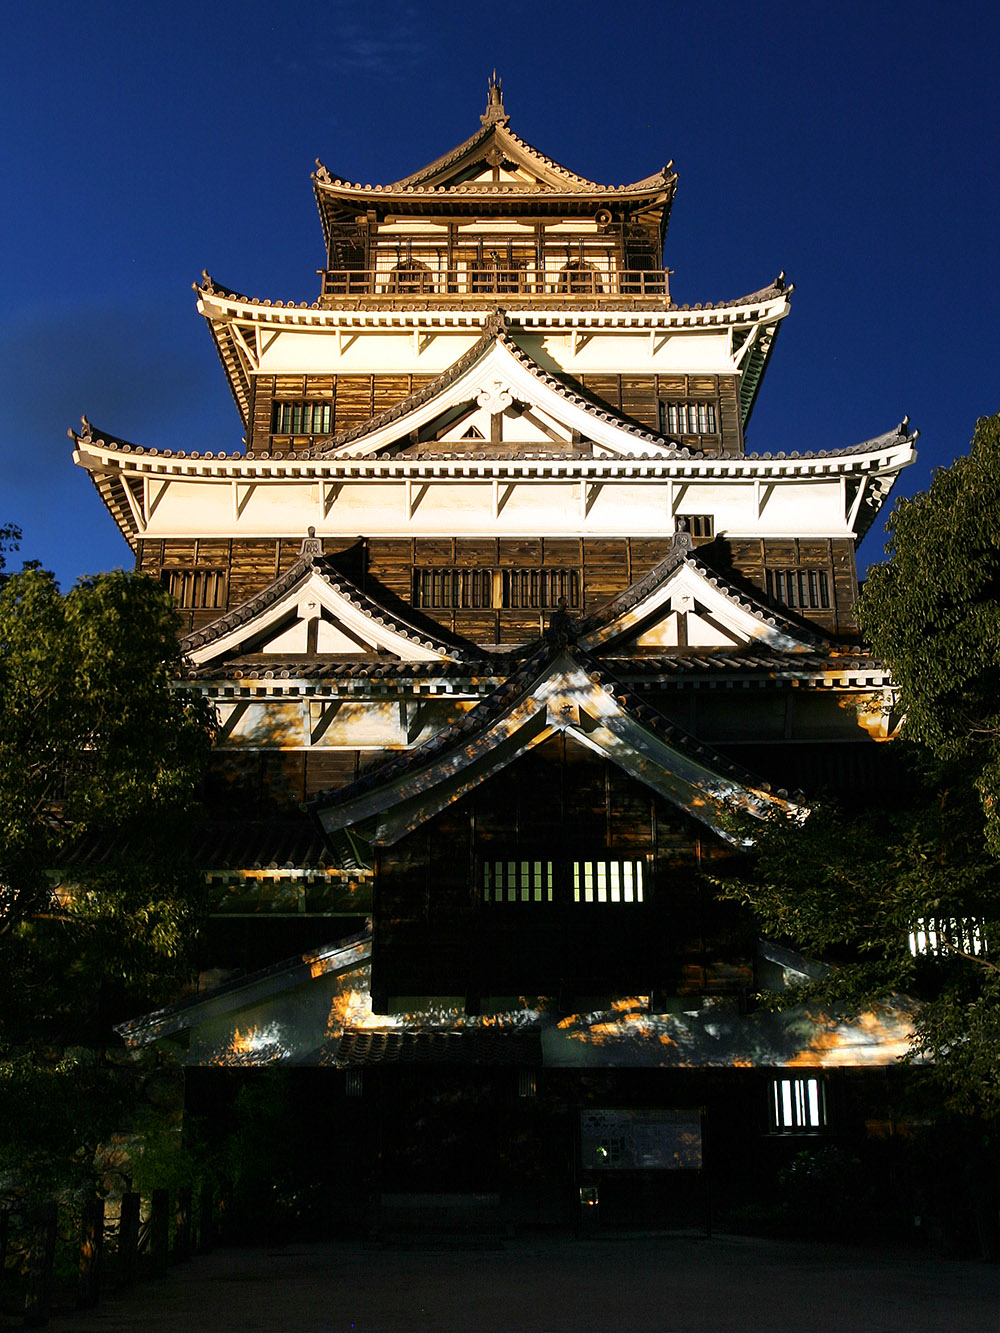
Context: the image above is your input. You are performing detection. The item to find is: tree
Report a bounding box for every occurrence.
[0,566,215,952]
[857,413,1000,852]
[0,565,216,1200]
[0,523,20,583]
[720,418,1000,1122]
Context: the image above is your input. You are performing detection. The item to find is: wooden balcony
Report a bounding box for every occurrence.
[318,265,671,303]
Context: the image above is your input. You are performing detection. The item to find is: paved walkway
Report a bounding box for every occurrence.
[36,1233,1000,1332]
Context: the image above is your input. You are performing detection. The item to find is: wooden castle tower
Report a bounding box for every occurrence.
[74,79,918,1224]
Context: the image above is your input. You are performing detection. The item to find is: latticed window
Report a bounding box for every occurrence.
[483,859,554,904]
[660,401,718,435]
[770,1076,826,1133]
[909,917,989,958]
[482,856,646,906]
[271,401,332,434]
[162,568,227,610]
[413,567,581,610]
[766,568,830,611]
[572,858,644,904]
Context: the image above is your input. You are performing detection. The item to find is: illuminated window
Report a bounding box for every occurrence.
[162,568,227,610]
[766,568,830,611]
[484,860,554,904]
[909,917,989,958]
[271,401,332,435]
[572,858,644,904]
[482,856,645,906]
[660,401,718,435]
[770,1076,826,1133]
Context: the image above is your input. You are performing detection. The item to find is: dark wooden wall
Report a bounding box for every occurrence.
[247,371,742,456]
[371,735,749,1013]
[138,532,859,642]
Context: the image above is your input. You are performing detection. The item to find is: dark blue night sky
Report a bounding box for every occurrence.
[2,1,997,584]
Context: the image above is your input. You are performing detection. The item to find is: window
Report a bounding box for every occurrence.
[766,568,830,611]
[482,856,645,906]
[271,401,332,435]
[484,859,554,904]
[677,514,714,540]
[572,858,644,904]
[412,567,581,611]
[909,917,989,958]
[660,401,718,436]
[770,1076,826,1133]
[162,568,227,610]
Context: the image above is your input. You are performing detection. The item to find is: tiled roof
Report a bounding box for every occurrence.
[747,418,915,463]
[195,281,790,321]
[308,638,781,815]
[333,1028,542,1068]
[59,818,340,874]
[185,657,503,682]
[580,542,831,647]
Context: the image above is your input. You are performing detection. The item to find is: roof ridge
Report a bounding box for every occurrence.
[579,543,831,646]
[308,637,775,817]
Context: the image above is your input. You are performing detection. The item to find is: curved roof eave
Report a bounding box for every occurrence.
[180,551,467,666]
[309,640,792,846]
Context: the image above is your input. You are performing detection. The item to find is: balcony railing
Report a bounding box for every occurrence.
[319,266,671,302]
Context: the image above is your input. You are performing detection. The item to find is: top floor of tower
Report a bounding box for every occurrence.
[314,75,678,305]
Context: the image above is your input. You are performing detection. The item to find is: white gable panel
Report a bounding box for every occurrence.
[187,566,449,668]
[581,560,813,654]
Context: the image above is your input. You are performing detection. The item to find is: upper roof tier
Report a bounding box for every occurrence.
[313,76,677,239]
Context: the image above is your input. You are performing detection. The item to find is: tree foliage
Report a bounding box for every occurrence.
[0,566,215,951]
[0,562,216,1200]
[722,417,1000,1121]
[857,413,1000,851]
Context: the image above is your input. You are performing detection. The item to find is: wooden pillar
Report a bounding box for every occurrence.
[118,1192,140,1287]
[150,1189,169,1276]
[24,1199,57,1328]
[77,1197,104,1309]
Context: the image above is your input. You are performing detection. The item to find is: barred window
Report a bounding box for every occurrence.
[660,401,718,435]
[482,856,645,906]
[484,859,554,904]
[162,568,227,610]
[909,917,989,958]
[770,1077,826,1133]
[271,401,332,435]
[572,858,644,904]
[678,514,715,540]
[766,568,830,611]
[413,567,581,611]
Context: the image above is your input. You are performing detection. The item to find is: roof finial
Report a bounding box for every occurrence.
[481,71,509,127]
